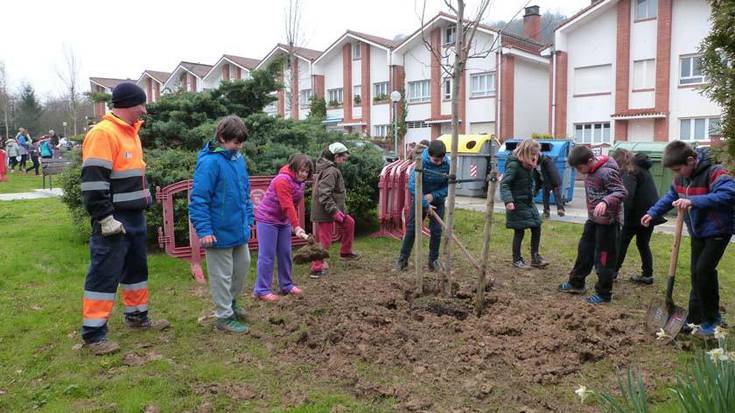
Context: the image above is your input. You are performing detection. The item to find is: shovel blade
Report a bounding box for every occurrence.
[646,299,688,339]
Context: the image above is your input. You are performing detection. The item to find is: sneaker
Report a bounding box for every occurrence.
[216,316,249,334]
[428,259,444,272]
[530,254,548,268]
[513,258,532,270]
[630,275,654,285]
[232,300,247,321]
[586,294,611,305]
[692,322,716,339]
[124,318,171,331]
[284,286,303,296]
[255,293,280,302]
[558,210,565,217]
[340,252,361,260]
[392,258,408,272]
[310,269,327,279]
[558,282,586,295]
[85,339,120,355]
[543,211,550,219]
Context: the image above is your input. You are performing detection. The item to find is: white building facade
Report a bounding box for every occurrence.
[162,62,213,94]
[551,0,721,145]
[202,55,259,90]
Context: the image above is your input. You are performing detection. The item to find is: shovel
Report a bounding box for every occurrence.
[645,208,688,338]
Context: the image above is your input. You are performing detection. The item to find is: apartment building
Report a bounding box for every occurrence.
[136,70,170,104]
[161,62,213,93]
[256,44,323,120]
[551,0,721,146]
[203,54,260,90]
[89,77,129,120]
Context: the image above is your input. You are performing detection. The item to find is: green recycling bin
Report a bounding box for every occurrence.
[611,142,673,198]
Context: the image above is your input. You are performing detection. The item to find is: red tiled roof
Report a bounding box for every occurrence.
[223,54,260,70]
[611,108,666,118]
[89,77,129,89]
[275,43,323,61]
[180,61,213,78]
[144,70,171,83]
[346,30,400,49]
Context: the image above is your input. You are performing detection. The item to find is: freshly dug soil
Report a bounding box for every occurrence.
[245,255,666,412]
[293,242,330,264]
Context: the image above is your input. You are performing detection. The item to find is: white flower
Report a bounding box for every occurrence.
[575,384,593,403]
[707,348,729,363]
[688,323,700,335]
[656,328,671,341]
[714,326,728,340]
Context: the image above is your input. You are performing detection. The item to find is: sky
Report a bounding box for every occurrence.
[0,0,590,100]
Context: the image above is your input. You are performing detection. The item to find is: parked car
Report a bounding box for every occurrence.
[348,140,397,164]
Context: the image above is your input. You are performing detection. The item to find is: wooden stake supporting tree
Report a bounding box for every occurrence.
[476,147,499,316]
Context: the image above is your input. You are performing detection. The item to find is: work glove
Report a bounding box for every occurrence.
[333,210,346,223]
[294,226,309,240]
[99,215,126,236]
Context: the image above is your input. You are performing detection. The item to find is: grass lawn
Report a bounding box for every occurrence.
[0,198,732,412]
[0,171,46,194]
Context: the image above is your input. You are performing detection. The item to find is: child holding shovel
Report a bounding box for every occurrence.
[252,154,313,302]
[641,141,735,338]
[500,138,548,269]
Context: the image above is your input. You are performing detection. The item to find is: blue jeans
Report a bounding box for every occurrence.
[399,199,444,262]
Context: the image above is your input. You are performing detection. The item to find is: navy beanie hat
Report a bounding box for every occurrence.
[111,82,147,108]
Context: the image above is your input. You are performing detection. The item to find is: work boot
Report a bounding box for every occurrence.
[530,254,548,268]
[392,258,408,272]
[232,300,247,321]
[630,275,654,285]
[85,339,120,356]
[125,317,171,331]
[216,316,249,334]
[427,259,444,272]
[340,252,361,260]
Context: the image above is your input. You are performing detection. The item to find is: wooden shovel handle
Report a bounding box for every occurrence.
[665,208,686,305]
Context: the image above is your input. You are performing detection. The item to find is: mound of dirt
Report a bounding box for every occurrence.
[250,257,656,412]
[293,242,330,264]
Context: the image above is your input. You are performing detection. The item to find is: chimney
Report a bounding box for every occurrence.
[523,5,541,42]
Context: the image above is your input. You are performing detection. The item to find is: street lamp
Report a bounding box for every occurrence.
[390,90,402,159]
[62,121,67,137]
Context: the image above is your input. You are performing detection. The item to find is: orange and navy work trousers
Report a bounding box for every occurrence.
[81,211,149,344]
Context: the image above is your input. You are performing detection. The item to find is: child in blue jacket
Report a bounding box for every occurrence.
[394,140,450,272]
[189,115,254,334]
[642,141,735,338]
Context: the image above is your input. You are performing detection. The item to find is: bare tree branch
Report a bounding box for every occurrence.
[56,44,81,136]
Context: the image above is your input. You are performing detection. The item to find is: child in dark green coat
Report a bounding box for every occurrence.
[500,138,548,269]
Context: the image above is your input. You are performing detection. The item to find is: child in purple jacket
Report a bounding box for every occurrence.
[253,154,313,302]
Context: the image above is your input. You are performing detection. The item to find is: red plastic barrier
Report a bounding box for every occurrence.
[371,159,430,240]
[157,175,316,284]
[0,150,6,182]
[372,162,394,238]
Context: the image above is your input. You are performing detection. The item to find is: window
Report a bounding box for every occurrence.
[445,26,456,45]
[285,92,292,109]
[470,72,496,97]
[352,42,361,60]
[299,89,312,108]
[406,120,428,129]
[407,80,431,103]
[373,124,390,137]
[680,55,704,85]
[327,88,343,106]
[633,59,655,90]
[353,85,361,101]
[680,117,721,141]
[373,82,389,100]
[635,0,657,20]
[443,78,452,100]
[573,65,612,95]
[574,122,611,144]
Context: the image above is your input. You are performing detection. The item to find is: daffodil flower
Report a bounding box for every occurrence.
[714,326,728,340]
[575,384,593,403]
[656,328,670,341]
[707,348,729,363]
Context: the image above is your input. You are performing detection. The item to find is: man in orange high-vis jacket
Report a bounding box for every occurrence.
[80,82,169,355]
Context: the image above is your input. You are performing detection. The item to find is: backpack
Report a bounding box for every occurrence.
[40,141,52,157]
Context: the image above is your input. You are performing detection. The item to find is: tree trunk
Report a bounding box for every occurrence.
[440,2,465,298]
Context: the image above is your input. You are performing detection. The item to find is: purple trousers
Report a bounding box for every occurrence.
[253,222,294,296]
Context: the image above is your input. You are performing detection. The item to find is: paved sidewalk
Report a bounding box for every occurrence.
[0,188,64,201]
[455,181,690,238]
